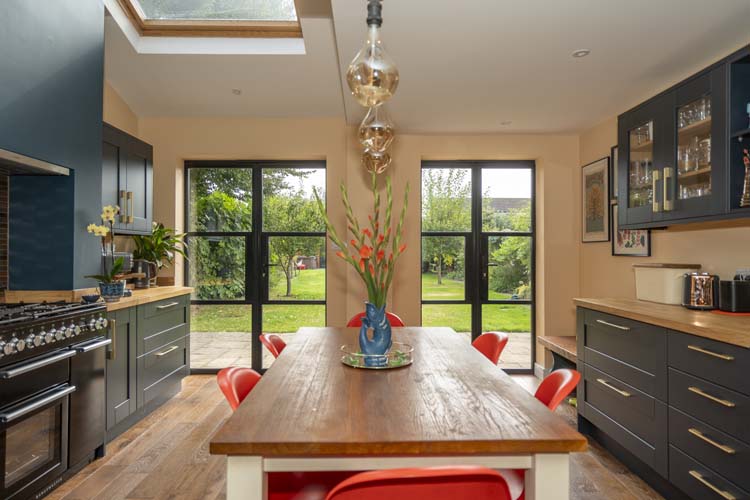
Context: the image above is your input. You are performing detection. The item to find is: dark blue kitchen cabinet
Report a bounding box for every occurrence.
[103,123,154,235]
[618,53,732,229]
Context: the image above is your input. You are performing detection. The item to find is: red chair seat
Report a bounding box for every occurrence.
[346,312,405,327]
[260,333,287,359]
[471,332,509,365]
[534,368,581,411]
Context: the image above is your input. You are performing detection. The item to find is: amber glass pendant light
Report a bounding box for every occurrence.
[346,1,399,107]
[362,150,392,174]
[358,104,394,153]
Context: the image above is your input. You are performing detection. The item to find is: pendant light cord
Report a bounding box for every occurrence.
[367,0,383,27]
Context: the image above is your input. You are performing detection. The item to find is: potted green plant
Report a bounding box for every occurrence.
[85,257,126,302]
[131,222,187,288]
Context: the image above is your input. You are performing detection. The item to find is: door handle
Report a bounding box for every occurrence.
[688,386,736,408]
[0,384,76,423]
[652,170,661,212]
[156,302,180,310]
[127,191,134,223]
[595,319,630,331]
[0,350,76,379]
[155,345,180,357]
[688,471,736,500]
[663,167,673,211]
[119,190,128,223]
[596,378,632,398]
[687,345,734,361]
[688,428,736,455]
[108,319,117,361]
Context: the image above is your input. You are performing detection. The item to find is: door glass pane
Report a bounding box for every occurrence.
[677,96,712,199]
[267,236,326,301]
[628,122,654,208]
[263,167,325,232]
[482,169,532,232]
[187,236,246,300]
[422,304,471,343]
[190,304,252,369]
[482,304,532,370]
[262,304,325,368]
[188,168,252,232]
[488,236,531,300]
[421,236,465,301]
[422,168,472,232]
[5,406,59,488]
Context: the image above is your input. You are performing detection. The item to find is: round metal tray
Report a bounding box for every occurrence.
[340,342,414,369]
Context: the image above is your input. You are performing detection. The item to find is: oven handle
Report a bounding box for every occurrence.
[0,384,76,424]
[0,349,77,379]
[75,337,112,353]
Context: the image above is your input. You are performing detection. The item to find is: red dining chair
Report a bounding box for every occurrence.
[216,367,357,500]
[471,332,509,365]
[534,368,581,411]
[217,367,262,411]
[346,312,405,328]
[260,333,287,359]
[325,466,512,500]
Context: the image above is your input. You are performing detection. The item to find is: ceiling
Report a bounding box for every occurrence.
[105,0,750,133]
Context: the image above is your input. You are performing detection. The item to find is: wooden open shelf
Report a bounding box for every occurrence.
[630,140,653,153]
[678,117,711,137]
[678,166,711,180]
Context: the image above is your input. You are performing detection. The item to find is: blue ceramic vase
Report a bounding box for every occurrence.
[358,302,393,367]
[99,281,125,303]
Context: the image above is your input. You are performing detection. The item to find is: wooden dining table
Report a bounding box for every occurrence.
[210,327,587,500]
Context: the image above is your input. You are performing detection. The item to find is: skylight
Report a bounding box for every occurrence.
[132,0,298,21]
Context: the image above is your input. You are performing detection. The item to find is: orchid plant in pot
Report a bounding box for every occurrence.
[314,173,409,365]
[86,205,127,302]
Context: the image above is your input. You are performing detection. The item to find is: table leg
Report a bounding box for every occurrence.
[525,453,569,500]
[227,456,266,500]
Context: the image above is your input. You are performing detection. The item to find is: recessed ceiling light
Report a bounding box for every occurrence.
[500,121,512,126]
[572,49,590,58]
[231,88,242,95]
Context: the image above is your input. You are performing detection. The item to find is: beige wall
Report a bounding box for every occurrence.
[579,118,750,298]
[103,82,139,137]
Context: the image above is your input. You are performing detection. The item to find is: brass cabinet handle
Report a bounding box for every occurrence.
[687,345,734,361]
[652,169,661,213]
[119,191,128,223]
[689,471,736,500]
[127,191,134,223]
[108,319,117,361]
[156,302,180,310]
[596,378,632,398]
[155,345,180,357]
[688,386,736,408]
[688,428,736,455]
[595,319,630,331]
[663,167,673,211]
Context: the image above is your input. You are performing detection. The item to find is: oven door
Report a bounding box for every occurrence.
[0,384,75,500]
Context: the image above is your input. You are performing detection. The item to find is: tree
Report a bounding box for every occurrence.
[488,205,531,297]
[421,169,471,284]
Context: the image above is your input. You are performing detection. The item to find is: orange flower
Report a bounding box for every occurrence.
[335,251,345,259]
[359,245,373,259]
[368,263,375,275]
[362,228,372,238]
[377,234,384,243]
[350,239,358,248]
[399,243,407,254]
[359,259,365,273]
[376,249,385,262]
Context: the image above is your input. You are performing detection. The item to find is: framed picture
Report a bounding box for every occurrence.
[582,157,610,242]
[610,145,618,203]
[611,204,651,256]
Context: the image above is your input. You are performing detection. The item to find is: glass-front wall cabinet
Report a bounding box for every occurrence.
[676,97,712,200]
[628,121,655,210]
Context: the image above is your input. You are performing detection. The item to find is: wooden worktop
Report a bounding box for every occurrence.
[210,327,587,457]
[4,286,192,312]
[574,297,750,348]
[104,286,192,311]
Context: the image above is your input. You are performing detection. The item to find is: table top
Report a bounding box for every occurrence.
[209,327,587,457]
[574,297,750,348]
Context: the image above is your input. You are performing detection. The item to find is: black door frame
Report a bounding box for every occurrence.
[184,160,326,374]
[421,160,536,374]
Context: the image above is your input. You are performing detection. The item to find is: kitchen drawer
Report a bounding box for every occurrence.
[669,368,750,444]
[670,445,749,500]
[138,336,187,407]
[578,309,667,399]
[137,295,189,342]
[139,322,188,357]
[669,330,749,396]
[669,407,750,491]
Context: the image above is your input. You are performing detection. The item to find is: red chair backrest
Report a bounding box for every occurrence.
[325,466,511,500]
[534,368,581,411]
[346,312,405,328]
[217,367,262,411]
[472,332,509,365]
[260,334,286,358]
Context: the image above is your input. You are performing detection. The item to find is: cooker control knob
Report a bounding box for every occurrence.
[14,338,25,352]
[55,328,64,341]
[0,341,6,357]
[64,327,73,338]
[99,317,108,329]
[25,334,37,348]
[38,330,47,345]
[71,324,81,336]
[78,321,88,332]
[45,330,55,344]
[95,318,105,330]
[88,319,97,330]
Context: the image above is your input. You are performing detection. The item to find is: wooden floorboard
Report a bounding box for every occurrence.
[48,374,662,500]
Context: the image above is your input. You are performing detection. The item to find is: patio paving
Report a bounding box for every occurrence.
[190,330,532,370]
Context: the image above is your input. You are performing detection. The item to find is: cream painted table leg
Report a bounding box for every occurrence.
[525,453,569,500]
[227,456,266,500]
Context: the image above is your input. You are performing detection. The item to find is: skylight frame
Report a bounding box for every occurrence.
[117,0,302,38]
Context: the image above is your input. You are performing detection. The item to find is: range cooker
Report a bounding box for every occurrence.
[0,302,110,500]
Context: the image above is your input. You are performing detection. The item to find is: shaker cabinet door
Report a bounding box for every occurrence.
[105,307,138,433]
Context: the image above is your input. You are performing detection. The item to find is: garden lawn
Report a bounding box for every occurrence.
[269,268,325,300]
